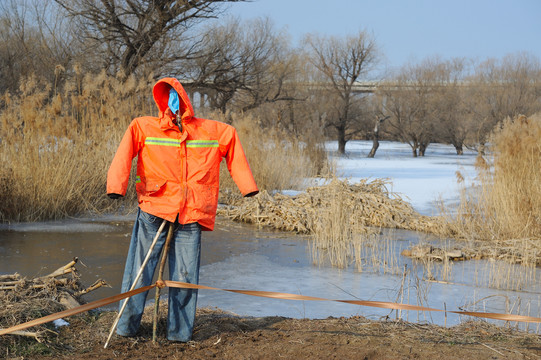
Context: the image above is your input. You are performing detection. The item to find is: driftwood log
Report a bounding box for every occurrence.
[401,244,465,261]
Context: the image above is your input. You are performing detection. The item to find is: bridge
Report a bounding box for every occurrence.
[181,79,472,107]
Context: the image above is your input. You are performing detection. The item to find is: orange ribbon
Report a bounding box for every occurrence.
[1,281,540,337]
[164,280,541,324]
[0,284,155,336]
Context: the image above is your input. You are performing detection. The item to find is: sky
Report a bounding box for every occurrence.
[225,0,541,71]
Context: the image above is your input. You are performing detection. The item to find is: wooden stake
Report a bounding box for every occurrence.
[153,222,174,343]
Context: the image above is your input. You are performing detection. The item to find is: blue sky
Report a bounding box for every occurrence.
[225,0,541,70]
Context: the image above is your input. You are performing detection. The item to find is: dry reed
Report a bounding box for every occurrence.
[216,112,330,201]
[440,113,541,268]
[0,71,154,221]
[219,177,443,271]
[220,177,443,234]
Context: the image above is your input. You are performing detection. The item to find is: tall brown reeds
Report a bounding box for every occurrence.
[217,112,330,199]
[442,114,541,266]
[309,179,412,273]
[0,71,154,221]
[220,177,440,273]
[0,71,325,222]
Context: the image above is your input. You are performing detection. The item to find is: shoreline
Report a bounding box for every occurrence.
[12,307,541,359]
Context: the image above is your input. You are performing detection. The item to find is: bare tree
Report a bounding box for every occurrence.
[379,58,455,157]
[463,52,541,150]
[54,0,243,77]
[367,115,389,158]
[379,71,429,157]
[378,54,541,157]
[304,30,378,154]
[430,58,469,155]
[0,0,75,94]
[183,17,296,114]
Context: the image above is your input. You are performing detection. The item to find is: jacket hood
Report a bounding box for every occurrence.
[153,78,194,122]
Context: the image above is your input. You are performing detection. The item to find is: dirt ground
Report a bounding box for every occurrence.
[4,307,540,360]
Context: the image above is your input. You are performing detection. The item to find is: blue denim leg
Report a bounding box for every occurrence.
[116,209,202,342]
[166,222,201,342]
[116,209,167,337]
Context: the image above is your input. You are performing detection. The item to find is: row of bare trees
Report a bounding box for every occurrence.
[1,0,540,156]
[376,53,541,156]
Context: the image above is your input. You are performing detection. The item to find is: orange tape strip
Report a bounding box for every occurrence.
[1,280,540,337]
[164,280,541,324]
[0,284,156,336]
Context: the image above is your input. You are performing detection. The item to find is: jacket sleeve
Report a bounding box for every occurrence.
[107,120,142,196]
[224,126,259,197]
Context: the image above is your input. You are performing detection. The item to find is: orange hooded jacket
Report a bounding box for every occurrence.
[107,78,258,231]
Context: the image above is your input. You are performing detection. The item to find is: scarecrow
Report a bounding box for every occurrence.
[106,78,258,343]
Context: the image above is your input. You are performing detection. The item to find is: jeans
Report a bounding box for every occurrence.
[116,208,202,342]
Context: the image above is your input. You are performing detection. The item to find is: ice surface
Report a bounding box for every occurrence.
[326,141,478,215]
[197,237,540,326]
[0,215,135,233]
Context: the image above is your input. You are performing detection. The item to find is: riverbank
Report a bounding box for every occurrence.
[9,307,541,359]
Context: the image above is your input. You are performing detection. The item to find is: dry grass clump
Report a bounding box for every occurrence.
[0,71,153,221]
[0,259,110,357]
[217,112,331,200]
[218,178,444,270]
[0,261,82,342]
[441,114,541,267]
[0,277,69,330]
[220,177,442,234]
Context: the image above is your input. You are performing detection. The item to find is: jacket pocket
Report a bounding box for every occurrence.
[136,178,167,196]
[198,184,219,215]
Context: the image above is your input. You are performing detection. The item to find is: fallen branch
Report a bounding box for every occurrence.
[37,258,79,280]
[74,279,110,297]
[0,273,21,281]
[0,278,71,291]
[9,330,48,342]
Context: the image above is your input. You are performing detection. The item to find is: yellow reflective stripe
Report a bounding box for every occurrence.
[186,140,219,148]
[143,138,218,148]
[145,137,181,147]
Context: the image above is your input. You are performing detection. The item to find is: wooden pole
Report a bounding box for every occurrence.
[152,222,174,343]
